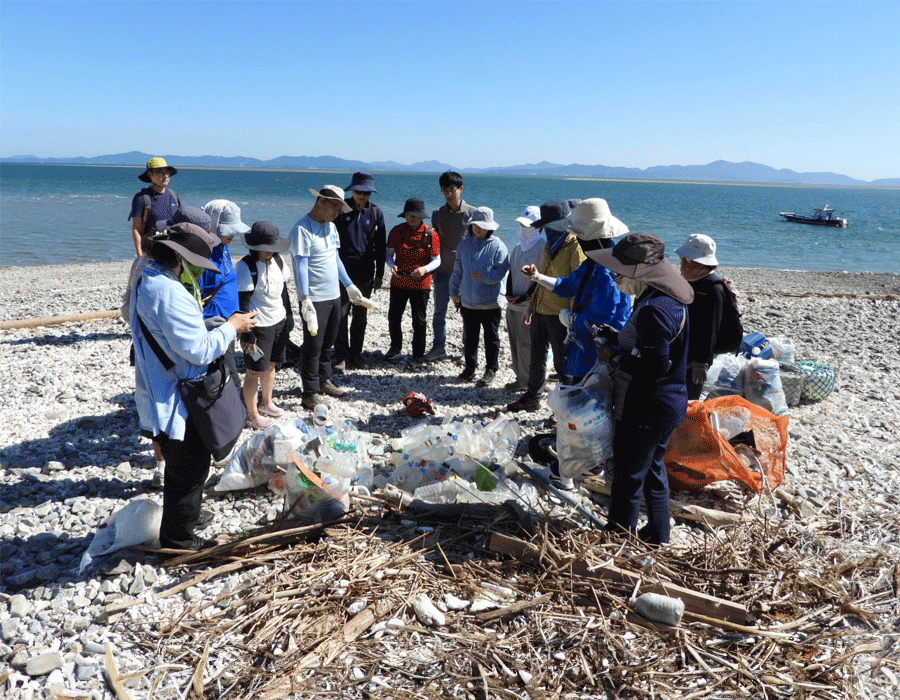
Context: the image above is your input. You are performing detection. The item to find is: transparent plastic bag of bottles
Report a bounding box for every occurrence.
[546,369,614,479]
[215,420,314,492]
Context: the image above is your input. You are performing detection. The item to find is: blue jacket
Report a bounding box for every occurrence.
[131,263,236,441]
[449,235,510,308]
[553,261,631,377]
[200,244,239,319]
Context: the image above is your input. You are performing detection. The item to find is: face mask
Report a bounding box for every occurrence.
[615,276,647,296]
[519,224,542,251]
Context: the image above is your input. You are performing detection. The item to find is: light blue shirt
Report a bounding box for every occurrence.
[450,235,510,309]
[290,214,346,302]
[130,263,236,441]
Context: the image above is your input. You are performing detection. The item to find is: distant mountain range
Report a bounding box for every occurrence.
[3,151,897,187]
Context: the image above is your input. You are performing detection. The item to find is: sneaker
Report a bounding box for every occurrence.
[333,361,346,375]
[322,379,347,397]
[425,346,448,362]
[458,366,476,382]
[504,380,527,392]
[547,372,561,383]
[196,508,215,529]
[506,393,541,412]
[476,369,497,387]
[301,392,325,410]
[247,415,276,430]
[347,355,367,369]
[385,347,402,361]
[258,403,285,418]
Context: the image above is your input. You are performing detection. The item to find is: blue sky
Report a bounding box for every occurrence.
[2,0,898,181]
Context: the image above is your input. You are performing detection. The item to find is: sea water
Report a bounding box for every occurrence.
[1,163,897,272]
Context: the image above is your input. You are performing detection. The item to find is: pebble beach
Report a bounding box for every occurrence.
[1,260,899,699]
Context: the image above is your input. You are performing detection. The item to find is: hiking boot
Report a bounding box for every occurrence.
[301,392,325,410]
[425,346,448,362]
[322,379,347,398]
[347,355,367,369]
[476,369,497,387]
[507,393,541,412]
[504,380,527,392]
[385,346,402,361]
[458,366,476,382]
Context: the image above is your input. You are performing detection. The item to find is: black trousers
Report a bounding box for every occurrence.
[159,417,211,549]
[300,297,341,394]
[388,286,429,358]
[460,306,501,371]
[335,261,375,362]
[526,312,569,396]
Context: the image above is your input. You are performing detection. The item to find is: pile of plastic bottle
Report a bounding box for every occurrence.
[384,416,538,506]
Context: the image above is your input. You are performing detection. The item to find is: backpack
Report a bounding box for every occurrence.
[240,253,294,332]
[711,276,743,355]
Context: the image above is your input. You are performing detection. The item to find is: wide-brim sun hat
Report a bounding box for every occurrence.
[155,222,220,272]
[565,198,629,240]
[675,233,719,266]
[465,206,500,231]
[241,221,291,253]
[156,205,214,235]
[204,199,251,238]
[139,157,177,182]
[585,232,694,304]
[345,172,377,193]
[309,185,352,213]
[515,205,541,227]
[531,199,572,230]
[398,198,429,219]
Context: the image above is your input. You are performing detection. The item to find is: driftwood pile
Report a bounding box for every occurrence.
[98,477,898,700]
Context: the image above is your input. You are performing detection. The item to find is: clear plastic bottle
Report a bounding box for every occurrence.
[413,479,458,504]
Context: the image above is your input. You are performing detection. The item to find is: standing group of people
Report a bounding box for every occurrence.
[125,157,732,551]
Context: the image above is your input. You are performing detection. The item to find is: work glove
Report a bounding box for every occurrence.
[558,309,573,327]
[688,361,709,386]
[592,323,619,344]
[347,284,380,311]
[300,298,318,336]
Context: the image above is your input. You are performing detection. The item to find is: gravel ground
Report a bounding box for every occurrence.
[1,260,899,699]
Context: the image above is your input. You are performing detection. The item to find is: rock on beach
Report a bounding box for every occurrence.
[1,260,899,699]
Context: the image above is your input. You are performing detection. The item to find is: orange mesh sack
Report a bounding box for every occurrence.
[664,395,789,494]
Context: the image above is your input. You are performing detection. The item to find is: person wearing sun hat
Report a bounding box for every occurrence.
[585,232,694,546]
[129,157,181,257]
[200,199,251,322]
[507,199,585,413]
[289,185,375,410]
[675,233,728,399]
[504,206,544,391]
[385,197,441,362]
[129,222,258,552]
[520,198,632,384]
[450,207,509,387]
[333,173,386,370]
[236,222,294,429]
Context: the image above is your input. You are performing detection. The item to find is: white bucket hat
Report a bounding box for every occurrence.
[675,233,718,266]
[564,198,629,240]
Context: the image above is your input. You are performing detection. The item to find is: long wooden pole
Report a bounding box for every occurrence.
[0,309,120,331]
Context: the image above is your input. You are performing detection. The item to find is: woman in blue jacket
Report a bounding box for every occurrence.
[450,207,510,387]
[524,199,631,382]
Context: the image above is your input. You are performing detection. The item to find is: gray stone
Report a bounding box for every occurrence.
[9,593,30,618]
[44,460,67,472]
[25,650,64,676]
[76,663,99,681]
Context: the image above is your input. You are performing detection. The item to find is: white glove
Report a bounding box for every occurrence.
[558,309,573,327]
[347,284,380,311]
[301,298,318,336]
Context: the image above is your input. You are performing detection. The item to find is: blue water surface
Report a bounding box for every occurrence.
[1,164,897,272]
